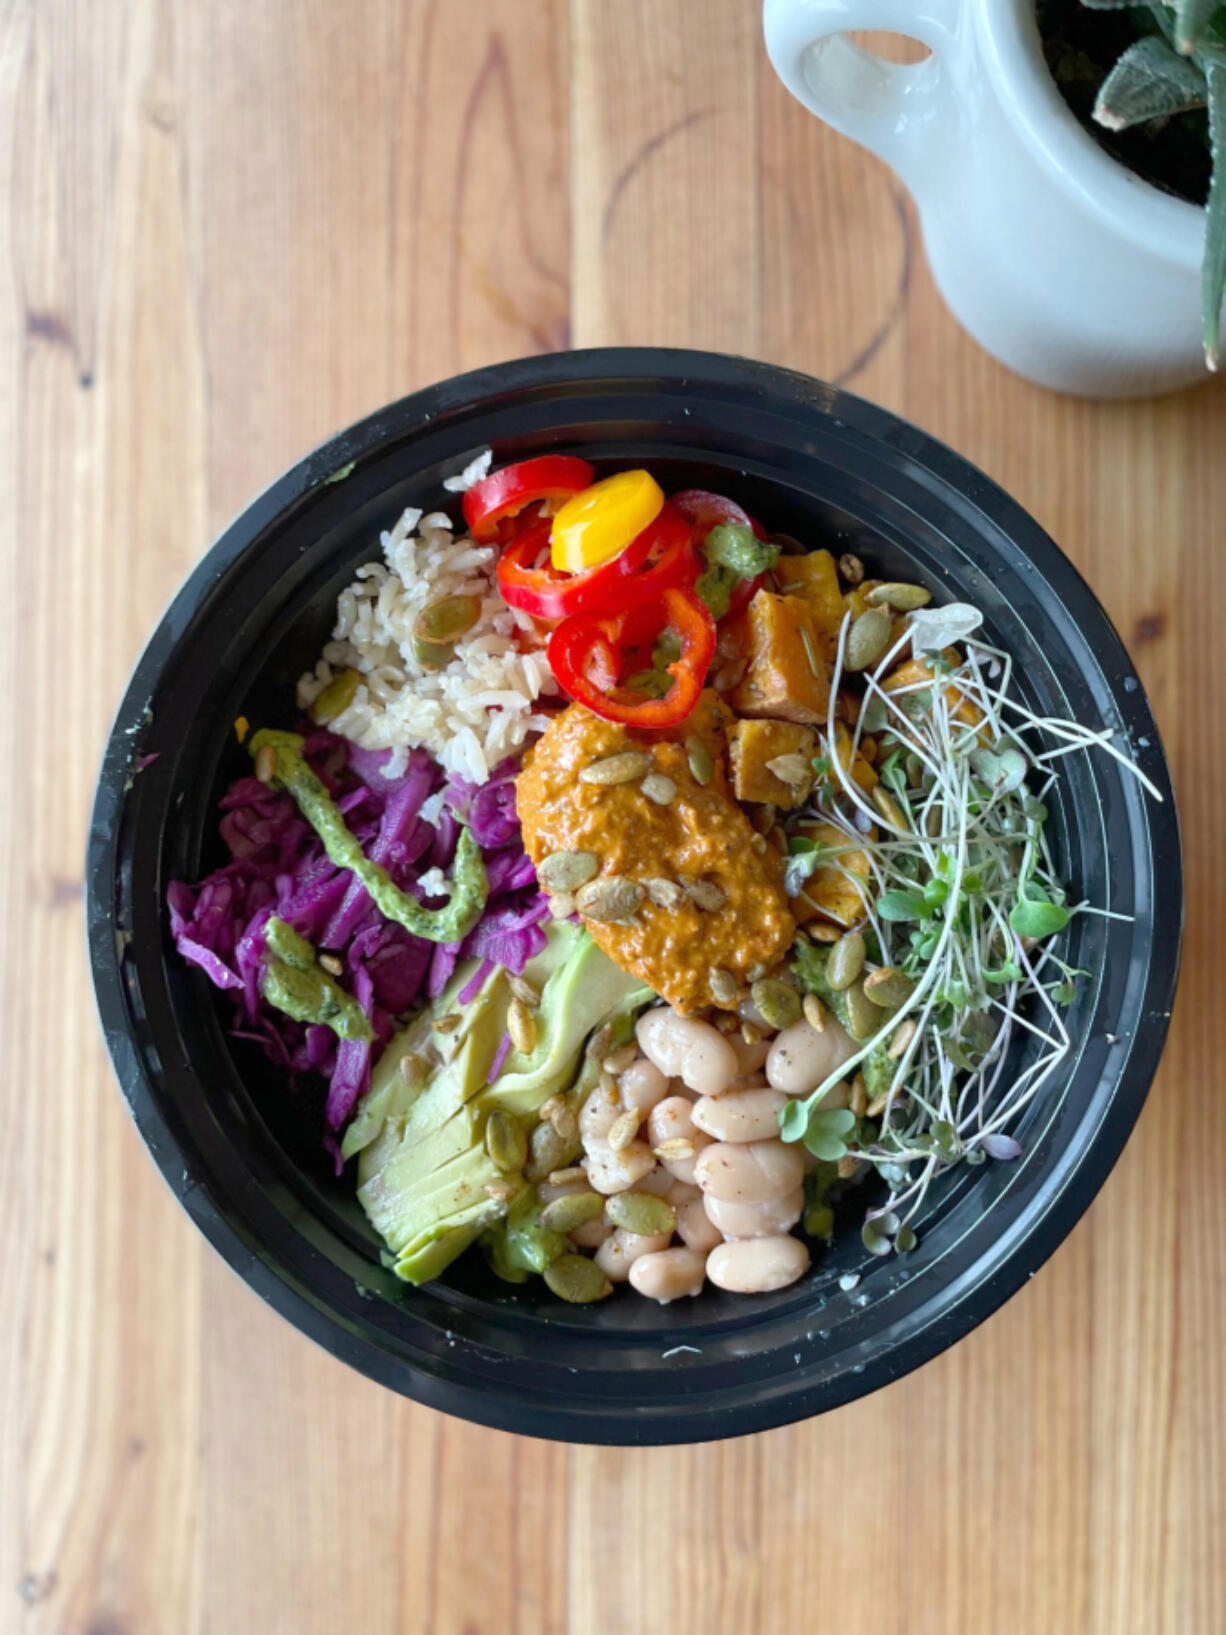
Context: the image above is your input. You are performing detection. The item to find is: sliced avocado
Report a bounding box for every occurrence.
[351,921,652,1285]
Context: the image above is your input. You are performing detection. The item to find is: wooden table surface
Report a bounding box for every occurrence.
[4,3,1223,1632]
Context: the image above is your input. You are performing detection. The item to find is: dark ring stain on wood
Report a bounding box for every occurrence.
[1133,612,1166,645]
[49,876,85,907]
[601,107,717,248]
[833,184,913,388]
[25,309,74,349]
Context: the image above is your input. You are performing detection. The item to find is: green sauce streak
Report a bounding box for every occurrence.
[703,522,779,580]
[261,916,372,1040]
[250,728,487,943]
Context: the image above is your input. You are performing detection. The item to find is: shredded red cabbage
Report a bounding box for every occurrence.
[168,728,545,1167]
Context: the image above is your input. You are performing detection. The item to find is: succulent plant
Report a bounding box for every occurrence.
[1082,0,1225,367]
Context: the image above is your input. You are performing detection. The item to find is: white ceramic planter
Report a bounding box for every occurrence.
[763,0,1210,398]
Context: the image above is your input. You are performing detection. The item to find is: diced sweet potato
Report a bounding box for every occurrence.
[728,590,830,725]
[831,722,878,794]
[729,718,816,808]
[883,654,984,734]
[791,818,872,929]
[775,551,846,659]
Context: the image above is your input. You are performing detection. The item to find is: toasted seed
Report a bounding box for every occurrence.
[602,1041,638,1075]
[802,992,827,1033]
[548,892,576,920]
[607,1110,642,1152]
[432,1011,462,1034]
[865,581,932,612]
[850,1074,868,1117]
[579,751,653,786]
[714,1010,741,1034]
[399,1051,431,1089]
[537,850,600,893]
[548,1165,587,1187]
[751,979,802,1031]
[539,1094,564,1123]
[845,607,893,672]
[839,552,865,585]
[709,967,739,1005]
[550,1103,579,1142]
[640,772,677,806]
[318,952,344,977]
[309,667,361,725]
[525,1122,576,1182]
[765,753,811,789]
[809,922,841,944]
[653,1137,695,1162]
[411,636,454,672]
[682,878,726,912]
[254,743,277,784]
[864,966,916,1009]
[867,1086,903,1119]
[644,876,685,911]
[751,803,776,835]
[576,876,645,922]
[598,1067,618,1098]
[587,1023,616,1063]
[606,1192,677,1236]
[484,1178,520,1204]
[507,973,540,1007]
[837,1153,858,1180]
[740,1020,762,1045]
[543,1254,612,1304]
[508,997,537,1055]
[873,785,908,829]
[414,593,481,646]
[747,963,768,983]
[485,1110,528,1173]
[540,1191,606,1233]
[827,931,866,991]
[750,833,768,855]
[888,1018,918,1060]
[844,978,882,1040]
[686,736,714,785]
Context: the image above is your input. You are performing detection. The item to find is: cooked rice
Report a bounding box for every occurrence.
[297,497,559,783]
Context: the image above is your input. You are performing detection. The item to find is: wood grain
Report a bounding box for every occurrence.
[2,3,1222,1633]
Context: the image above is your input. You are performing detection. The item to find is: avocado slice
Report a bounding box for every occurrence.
[349,922,652,1285]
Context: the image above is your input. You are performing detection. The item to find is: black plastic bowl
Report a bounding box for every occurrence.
[88,349,1181,1444]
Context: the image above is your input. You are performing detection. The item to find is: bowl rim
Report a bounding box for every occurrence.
[87,347,1183,1443]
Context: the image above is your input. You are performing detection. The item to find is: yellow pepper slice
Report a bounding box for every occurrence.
[550,469,664,572]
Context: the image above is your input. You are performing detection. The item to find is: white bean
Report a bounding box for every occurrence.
[568,1215,613,1250]
[647,1096,712,1185]
[583,1140,657,1195]
[665,1176,701,1206]
[729,1033,771,1077]
[536,1177,589,1204]
[703,1185,805,1239]
[634,1164,673,1197]
[595,1227,672,1282]
[766,1016,856,1095]
[578,1079,621,1143]
[694,1139,805,1203]
[618,1057,670,1114]
[676,1195,723,1252]
[636,1007,739,1096]
[628,1246,707,1303]
[707,1235,810,1293]
[691,1088,789,1144]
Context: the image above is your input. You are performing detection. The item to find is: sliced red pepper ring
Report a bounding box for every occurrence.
[496,509,658,622]
[547,585,716,730]
[671,488,769,543]
[462,455,594,542]
[585,505,699,639]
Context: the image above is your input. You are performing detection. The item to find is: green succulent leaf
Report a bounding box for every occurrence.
[1175,0,1223,53]
[1093,36,1208,130]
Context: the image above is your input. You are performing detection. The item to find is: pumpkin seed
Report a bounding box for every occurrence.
[548,892,576,920]
[398,1051,431,1089]
[709,967,738,1005]
[411,636,455,672]
[543,1253,612,1304]
[579,751,653,786]
[849,1074,868,1117]
[686,736,714,785]
[838,552,865,585]
[507,973,540,1007]
[653,1137,695,1162]
[432,1011,462,1034]
[844,978,882,1040]
[845,607,893,672]
[863,966,916,1009]
[525,1121,577,1182]
[865,581,932,613]
[827,931,866,991]
[254,743,277,784]
[318,952,344,977]
[575,875,645,922]
[606,1110,641,1152]
[508,997,537,1054]
[809,922,841,944]
[485,1110,527,1173]
[751,978,802,1031]
[540,1191,606,1233]
[413,593,481,645]
[644,876,685,911]
[873,785,908,829]
[682,878,726,912]
[309,666,361,725]
[548,1165,587,1187]
[640,772,677,806]
[747,962,767,983]
[802,992,827,1033]
[740,1020,762,1045]
[602,1041,638,1075]
[537,850,600,893]
[749,833,768,855]
[765,753,811,790]
[888,1018,918,1060]
[606,1192,676,1236]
